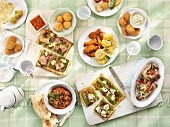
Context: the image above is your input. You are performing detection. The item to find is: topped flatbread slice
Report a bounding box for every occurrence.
[92,73,124,108]
[36,49,71,76]
[36,29,73,57]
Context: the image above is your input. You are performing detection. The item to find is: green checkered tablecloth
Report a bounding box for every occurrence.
[1,0,170,127]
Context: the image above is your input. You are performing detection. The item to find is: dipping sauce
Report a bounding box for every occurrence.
[131,12,145,27]
[30,15,46,31]
[48,86,72,109]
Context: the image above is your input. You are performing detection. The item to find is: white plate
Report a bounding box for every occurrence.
[3,0,28,30]
[130,57,164,107]
[87,0,123,17]
[35,80,75,122]
[78,26,119,67]
[117,8,149,39]
[1,34,24,57]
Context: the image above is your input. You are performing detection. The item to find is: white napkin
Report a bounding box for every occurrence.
[0,30,30,70]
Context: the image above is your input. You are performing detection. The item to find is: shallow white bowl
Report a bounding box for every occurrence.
[0,63,14,82]
[1,35,24,57]
[49,8,76,36]
[130,57,164,107]
[44,81,76,115]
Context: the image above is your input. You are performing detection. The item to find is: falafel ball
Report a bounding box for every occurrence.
[56,15,64,23]
[63,12,72,21]
[15,10,23,19]
[5,48,14,55]
[6,40,16,49]
[54,22,63,32]
[119,17,127,27]
[63,21,72,29]
[124,12,131,22]
[14,43,22,53]
[10,17,17,24]
[125,24,135,35]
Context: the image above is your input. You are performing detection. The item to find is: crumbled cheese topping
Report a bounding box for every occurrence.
[51,60,56,65]
[101,110,106,117]
[103,104,109,111]
[96,106,101,113]
[111,95,115,101]
[102,87,108,92]
[88,94,95,100]
[61,59,67,63]
[45,52,48,56]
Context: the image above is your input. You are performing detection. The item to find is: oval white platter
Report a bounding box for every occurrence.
[3,0,28,30]
[78,26,120,67]
[87,0,123,17]
[117,8,149,39]
[130,57,164,107]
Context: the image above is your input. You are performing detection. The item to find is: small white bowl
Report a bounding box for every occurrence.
[29,14,47,33]
[1,35,24,57]
[130,12,147,28]
[0,63,14,82]
[77,6,91,20]
[44,81,76,115]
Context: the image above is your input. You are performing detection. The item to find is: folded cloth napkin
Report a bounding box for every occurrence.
[124,57,147,90]
[0,30,30,70]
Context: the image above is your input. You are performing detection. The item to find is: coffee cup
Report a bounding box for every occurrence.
[77,6,91,20]
[147,35,163,50]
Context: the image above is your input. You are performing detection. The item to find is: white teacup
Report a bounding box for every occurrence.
[147,35,163,50]
[77,6,91,20]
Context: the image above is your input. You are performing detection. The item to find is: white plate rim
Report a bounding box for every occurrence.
[117,8,149,39]
[3,0,28,30]
[1,34,24,57]
[87,0,123,17]
[78,26,120,67]
[130,57,164,107]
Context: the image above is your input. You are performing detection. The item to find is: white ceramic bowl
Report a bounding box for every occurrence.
[1,35,24,57]
[0,63,14,82]
[49,8,76,36]
[44,81,76,115]
[130,12,147,28]
[130,57,164,107]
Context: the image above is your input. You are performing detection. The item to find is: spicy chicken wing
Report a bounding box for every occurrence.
[83,45,99,54]
[84,40,98,46]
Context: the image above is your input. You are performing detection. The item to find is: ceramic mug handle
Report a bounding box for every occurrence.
[0,106,5,112]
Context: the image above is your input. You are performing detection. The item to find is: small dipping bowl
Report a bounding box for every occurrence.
[0,63,14,82]
[77,6,91,20]
[19,60,34,75]
[130,12,146,28]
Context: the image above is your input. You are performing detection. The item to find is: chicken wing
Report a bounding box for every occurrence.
[83,45,99,54]
[84,40,98,46]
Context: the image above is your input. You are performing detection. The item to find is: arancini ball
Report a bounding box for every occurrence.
[54,22,63,32]
[119,17,127,27]
[7,36,17,42]
[6,40,16,49]
[14,43,22,53]
[126,24,135,35]
[56,15,64,23]
[63,21,72,29]
[63,12,72,21]
[5,48,14,55]
[124,12,131,22]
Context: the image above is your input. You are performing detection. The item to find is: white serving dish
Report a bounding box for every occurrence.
[44,81,76,115]
[1,34,24,57]
[78,26,119,67]
[117,8,149,39]
[3,0,28,30]
[29,14,47,33]
[49,8,76,36]
[130,57,164,107]
[87,0,123,17]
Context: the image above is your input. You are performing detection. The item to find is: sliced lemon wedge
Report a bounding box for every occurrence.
[103,34,113,40]
[115,0,121,6]
[95,49,106,60]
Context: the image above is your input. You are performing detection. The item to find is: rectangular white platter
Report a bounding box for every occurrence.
[76,61,163,125]
[25,10,73,77]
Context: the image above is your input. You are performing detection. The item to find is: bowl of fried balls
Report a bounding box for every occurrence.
[49,8,76,36]
[118,11,141,39]
[1,35,24,57]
